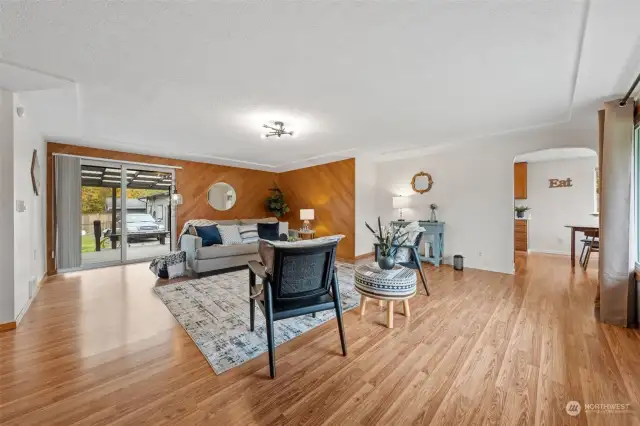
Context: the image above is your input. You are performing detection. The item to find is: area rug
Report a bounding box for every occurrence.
[154,262,359,374]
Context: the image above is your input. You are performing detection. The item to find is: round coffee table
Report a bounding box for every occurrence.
[354,263,417,329]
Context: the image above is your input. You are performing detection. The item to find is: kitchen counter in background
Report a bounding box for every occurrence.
[514,219,529,252]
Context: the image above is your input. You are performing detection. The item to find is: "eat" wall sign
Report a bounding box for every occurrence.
[549,178,573,188]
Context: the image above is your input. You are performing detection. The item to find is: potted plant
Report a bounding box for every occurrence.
[429,203,438,222]
[264,182,290,218]
[514,205,531,219]
[365,217,408,270]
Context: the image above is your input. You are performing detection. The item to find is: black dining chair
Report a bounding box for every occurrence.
[581,230,599,270]
[248,241,347,378]
[374,232,429,295]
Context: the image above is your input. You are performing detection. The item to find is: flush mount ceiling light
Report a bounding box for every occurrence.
[262,121,294,138]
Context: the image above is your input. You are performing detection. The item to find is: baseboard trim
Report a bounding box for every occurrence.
[15,275,47,325]
[528,249,571,256]
[0,321,17,332]
[355,252,374,260]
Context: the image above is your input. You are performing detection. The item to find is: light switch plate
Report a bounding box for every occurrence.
[16,200,26,212]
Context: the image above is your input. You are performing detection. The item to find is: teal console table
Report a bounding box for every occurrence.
[391,221,445,267]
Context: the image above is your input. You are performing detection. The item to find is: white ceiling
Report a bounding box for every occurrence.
[515,147,597,163]
[2,1,640,171]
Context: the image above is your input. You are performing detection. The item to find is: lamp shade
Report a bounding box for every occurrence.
[171,193,183,205]
[300,209,315,220]
[392,196,410,209]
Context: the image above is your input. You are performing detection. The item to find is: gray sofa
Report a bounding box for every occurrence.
[181,218,288,276]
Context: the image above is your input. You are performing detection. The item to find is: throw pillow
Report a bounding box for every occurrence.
[218,224,243,245]
[257,222,280,240]
[165,251,187,279]
[394,221,425,262]
[238,224,259,244]
[194,224,223,247]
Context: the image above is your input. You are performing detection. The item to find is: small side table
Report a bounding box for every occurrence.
[354,263,417,329]
[289,229,316,240]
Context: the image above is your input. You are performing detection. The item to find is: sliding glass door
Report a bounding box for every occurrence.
[80,160,124,267]
[122,166,173,262]
[57,155,176,272]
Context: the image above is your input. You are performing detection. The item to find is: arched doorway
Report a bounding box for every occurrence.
[512,147,598,269]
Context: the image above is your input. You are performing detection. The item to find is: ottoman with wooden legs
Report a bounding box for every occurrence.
[354,263,417,329]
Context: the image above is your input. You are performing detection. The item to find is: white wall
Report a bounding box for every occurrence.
[355,156,377,256]
[524,157,598,255]
[0,90,15,323]
[13,93,47,320]
[374,119,597,274]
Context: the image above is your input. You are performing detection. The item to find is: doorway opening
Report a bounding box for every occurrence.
[55,155,177,272]
[512,148,598,269]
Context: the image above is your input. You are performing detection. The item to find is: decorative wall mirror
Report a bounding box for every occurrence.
[207,182,237,211]
[411,171,433,194]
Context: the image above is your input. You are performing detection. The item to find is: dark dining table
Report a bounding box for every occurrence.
[565,225,599,267]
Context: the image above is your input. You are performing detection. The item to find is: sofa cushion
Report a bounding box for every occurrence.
[196,242,258,260]
[216,219,241,226]
[238,224,259,243]
[195,224,223,246]
[257,222,279,240]
[240,218,278,225]
[218,225,243,245]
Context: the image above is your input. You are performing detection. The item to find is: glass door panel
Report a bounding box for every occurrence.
[80,162,123,267]
[123,167,173,262]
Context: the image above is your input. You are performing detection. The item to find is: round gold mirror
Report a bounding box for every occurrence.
[411,171,433,194]
[207,182,237,211]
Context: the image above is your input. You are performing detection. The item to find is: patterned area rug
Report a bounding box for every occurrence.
[154,262,359,374]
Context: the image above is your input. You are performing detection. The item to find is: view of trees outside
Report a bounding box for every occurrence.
[81,187,167,214]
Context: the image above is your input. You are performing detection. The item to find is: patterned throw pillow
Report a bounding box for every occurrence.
[394,221,425,262]
[218,225,243,246]
[238,224,259,244]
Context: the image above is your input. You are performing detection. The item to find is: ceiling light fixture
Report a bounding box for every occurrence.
[262,121,294,138]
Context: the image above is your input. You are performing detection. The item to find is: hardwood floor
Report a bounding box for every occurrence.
[1,253,639,425]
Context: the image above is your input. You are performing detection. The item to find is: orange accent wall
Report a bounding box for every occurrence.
[46,142,357,273]
[47,142,276,274]
[278,158,356,259]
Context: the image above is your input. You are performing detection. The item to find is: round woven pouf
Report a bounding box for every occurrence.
[354,263,417,329]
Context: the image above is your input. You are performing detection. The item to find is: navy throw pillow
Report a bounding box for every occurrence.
[257,222,280,241]
[195,225,222,247]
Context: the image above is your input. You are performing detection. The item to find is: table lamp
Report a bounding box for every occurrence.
[300,209,315,231]
[392,196,410,221]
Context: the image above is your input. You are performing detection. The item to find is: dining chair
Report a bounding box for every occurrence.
[581,230,599,270]
[248,240,347,378]
[374,232,429,296]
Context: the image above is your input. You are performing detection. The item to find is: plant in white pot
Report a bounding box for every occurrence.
[514,205,531,219]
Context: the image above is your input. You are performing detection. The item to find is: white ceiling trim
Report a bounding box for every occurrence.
[566,0,591,121]
[0,59,74,92]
